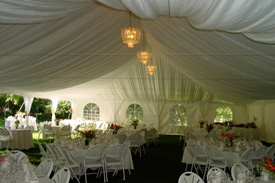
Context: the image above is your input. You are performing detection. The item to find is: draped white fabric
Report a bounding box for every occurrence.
[1,1,275,140]
[98,0,275,43]
[24,95,34,126]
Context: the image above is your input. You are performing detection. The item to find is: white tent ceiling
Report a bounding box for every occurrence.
[1,0,275,104]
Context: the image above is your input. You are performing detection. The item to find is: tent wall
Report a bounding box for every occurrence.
[72,100,247,135]
[247,100,275,143]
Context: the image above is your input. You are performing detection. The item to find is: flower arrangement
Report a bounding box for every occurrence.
[131,119,139,129]
[55,118,61,126]
[221,132,238,147]
[262,157,275,177]
[0,157,5,163]
[80,130,96,140]
[109,124,122,130]
[199,120,207,128]
[205,124,214,133]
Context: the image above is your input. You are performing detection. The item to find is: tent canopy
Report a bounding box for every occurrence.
[1,0,275,104]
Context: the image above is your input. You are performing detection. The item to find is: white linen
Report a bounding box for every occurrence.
[1,129,33,150]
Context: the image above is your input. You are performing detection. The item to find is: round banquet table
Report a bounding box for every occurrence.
[1,129,33,150]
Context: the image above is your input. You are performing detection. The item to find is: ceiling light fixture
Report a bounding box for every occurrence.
[121,12,141,48]
[146,65,157,76]
[137,31,152,65]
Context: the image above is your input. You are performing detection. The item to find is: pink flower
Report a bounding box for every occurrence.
[0,157,5,163]
[221,132,226,139]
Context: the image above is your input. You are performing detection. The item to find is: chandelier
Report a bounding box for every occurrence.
[121,12,141,48]
[137,31,152,65]
[146,65,157,76]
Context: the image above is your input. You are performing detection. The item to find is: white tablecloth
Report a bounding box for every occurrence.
[182,147,244,168]
[232,127,260,140]
[1,129,33,150]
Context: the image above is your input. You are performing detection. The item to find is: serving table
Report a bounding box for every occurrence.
[1,129,33,150]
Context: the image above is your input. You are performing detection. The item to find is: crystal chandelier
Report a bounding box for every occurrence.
[146,65,157,76]
[121,12,141,48]
[137,31,152,65]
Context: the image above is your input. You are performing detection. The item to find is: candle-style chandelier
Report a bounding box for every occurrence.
[137,31,152,65]
[121,12,141,48]
[146,65,157,76]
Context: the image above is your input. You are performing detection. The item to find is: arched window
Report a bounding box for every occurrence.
[170,104,187,126]
[83,103,100,121]
[126,104,143,121]
[214,105,233,123]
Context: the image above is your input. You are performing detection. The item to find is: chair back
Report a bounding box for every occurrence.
[105,144,125,160]
[0,127,10,137]
[231,163,249,181]
[253,146,268,159]
[61,125,71,132]
[84,145,105,165]
[37,158,53,177]
[128,133,141,147]
[45,143,58,164]
[51,167,71,183]
[207,146,225,161]
[117,133,126,144]
[207,167,227,182]
[44,124,52,130]
[192,144,208,158]
[25,125,34,133]
[265,144,275,158]
[240,148,254,164]
[10,150,28,163]
[178,172,204,183]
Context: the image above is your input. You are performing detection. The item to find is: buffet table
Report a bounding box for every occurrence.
[231,127,260,140]
[1,129,33,150]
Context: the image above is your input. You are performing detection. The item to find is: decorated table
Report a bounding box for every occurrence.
[1,129,33,150]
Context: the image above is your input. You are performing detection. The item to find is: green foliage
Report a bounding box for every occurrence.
[214,105,233,122]
[30,97,52,122]
[55,100,71,119]
[0,93,24,117]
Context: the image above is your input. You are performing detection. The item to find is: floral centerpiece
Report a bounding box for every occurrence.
[220,132,238,147]
[80,130,96,145]
[55,118,61,126]
[131,120,139,129]
[109,124,122,134]
[262,157,275,178]
[14,119,20,129]
[205,124,214,133]
[199,120,207,128]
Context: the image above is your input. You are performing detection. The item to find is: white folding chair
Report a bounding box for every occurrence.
[251,146,268,166]
[83,145,106,183]
[206,146,228,171]
[10,150,29,163]
[37,158,54,177]
[42,124,54,140]
[104,144,126,182]
[51,167,71,183]
[146,128,158,146]
[116,133,126,144]
[24,125,34,133]
[60,125,71,138]
[264,144,275,159]
[207,167,227,182]
[45,143,59,171]
[178,171,204,183]
[231,163,249,181]
[128,133,142,157]
[0,127,12,149]
[191,144,209,180]
[239,148,255,169]
[54,145,81,183]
